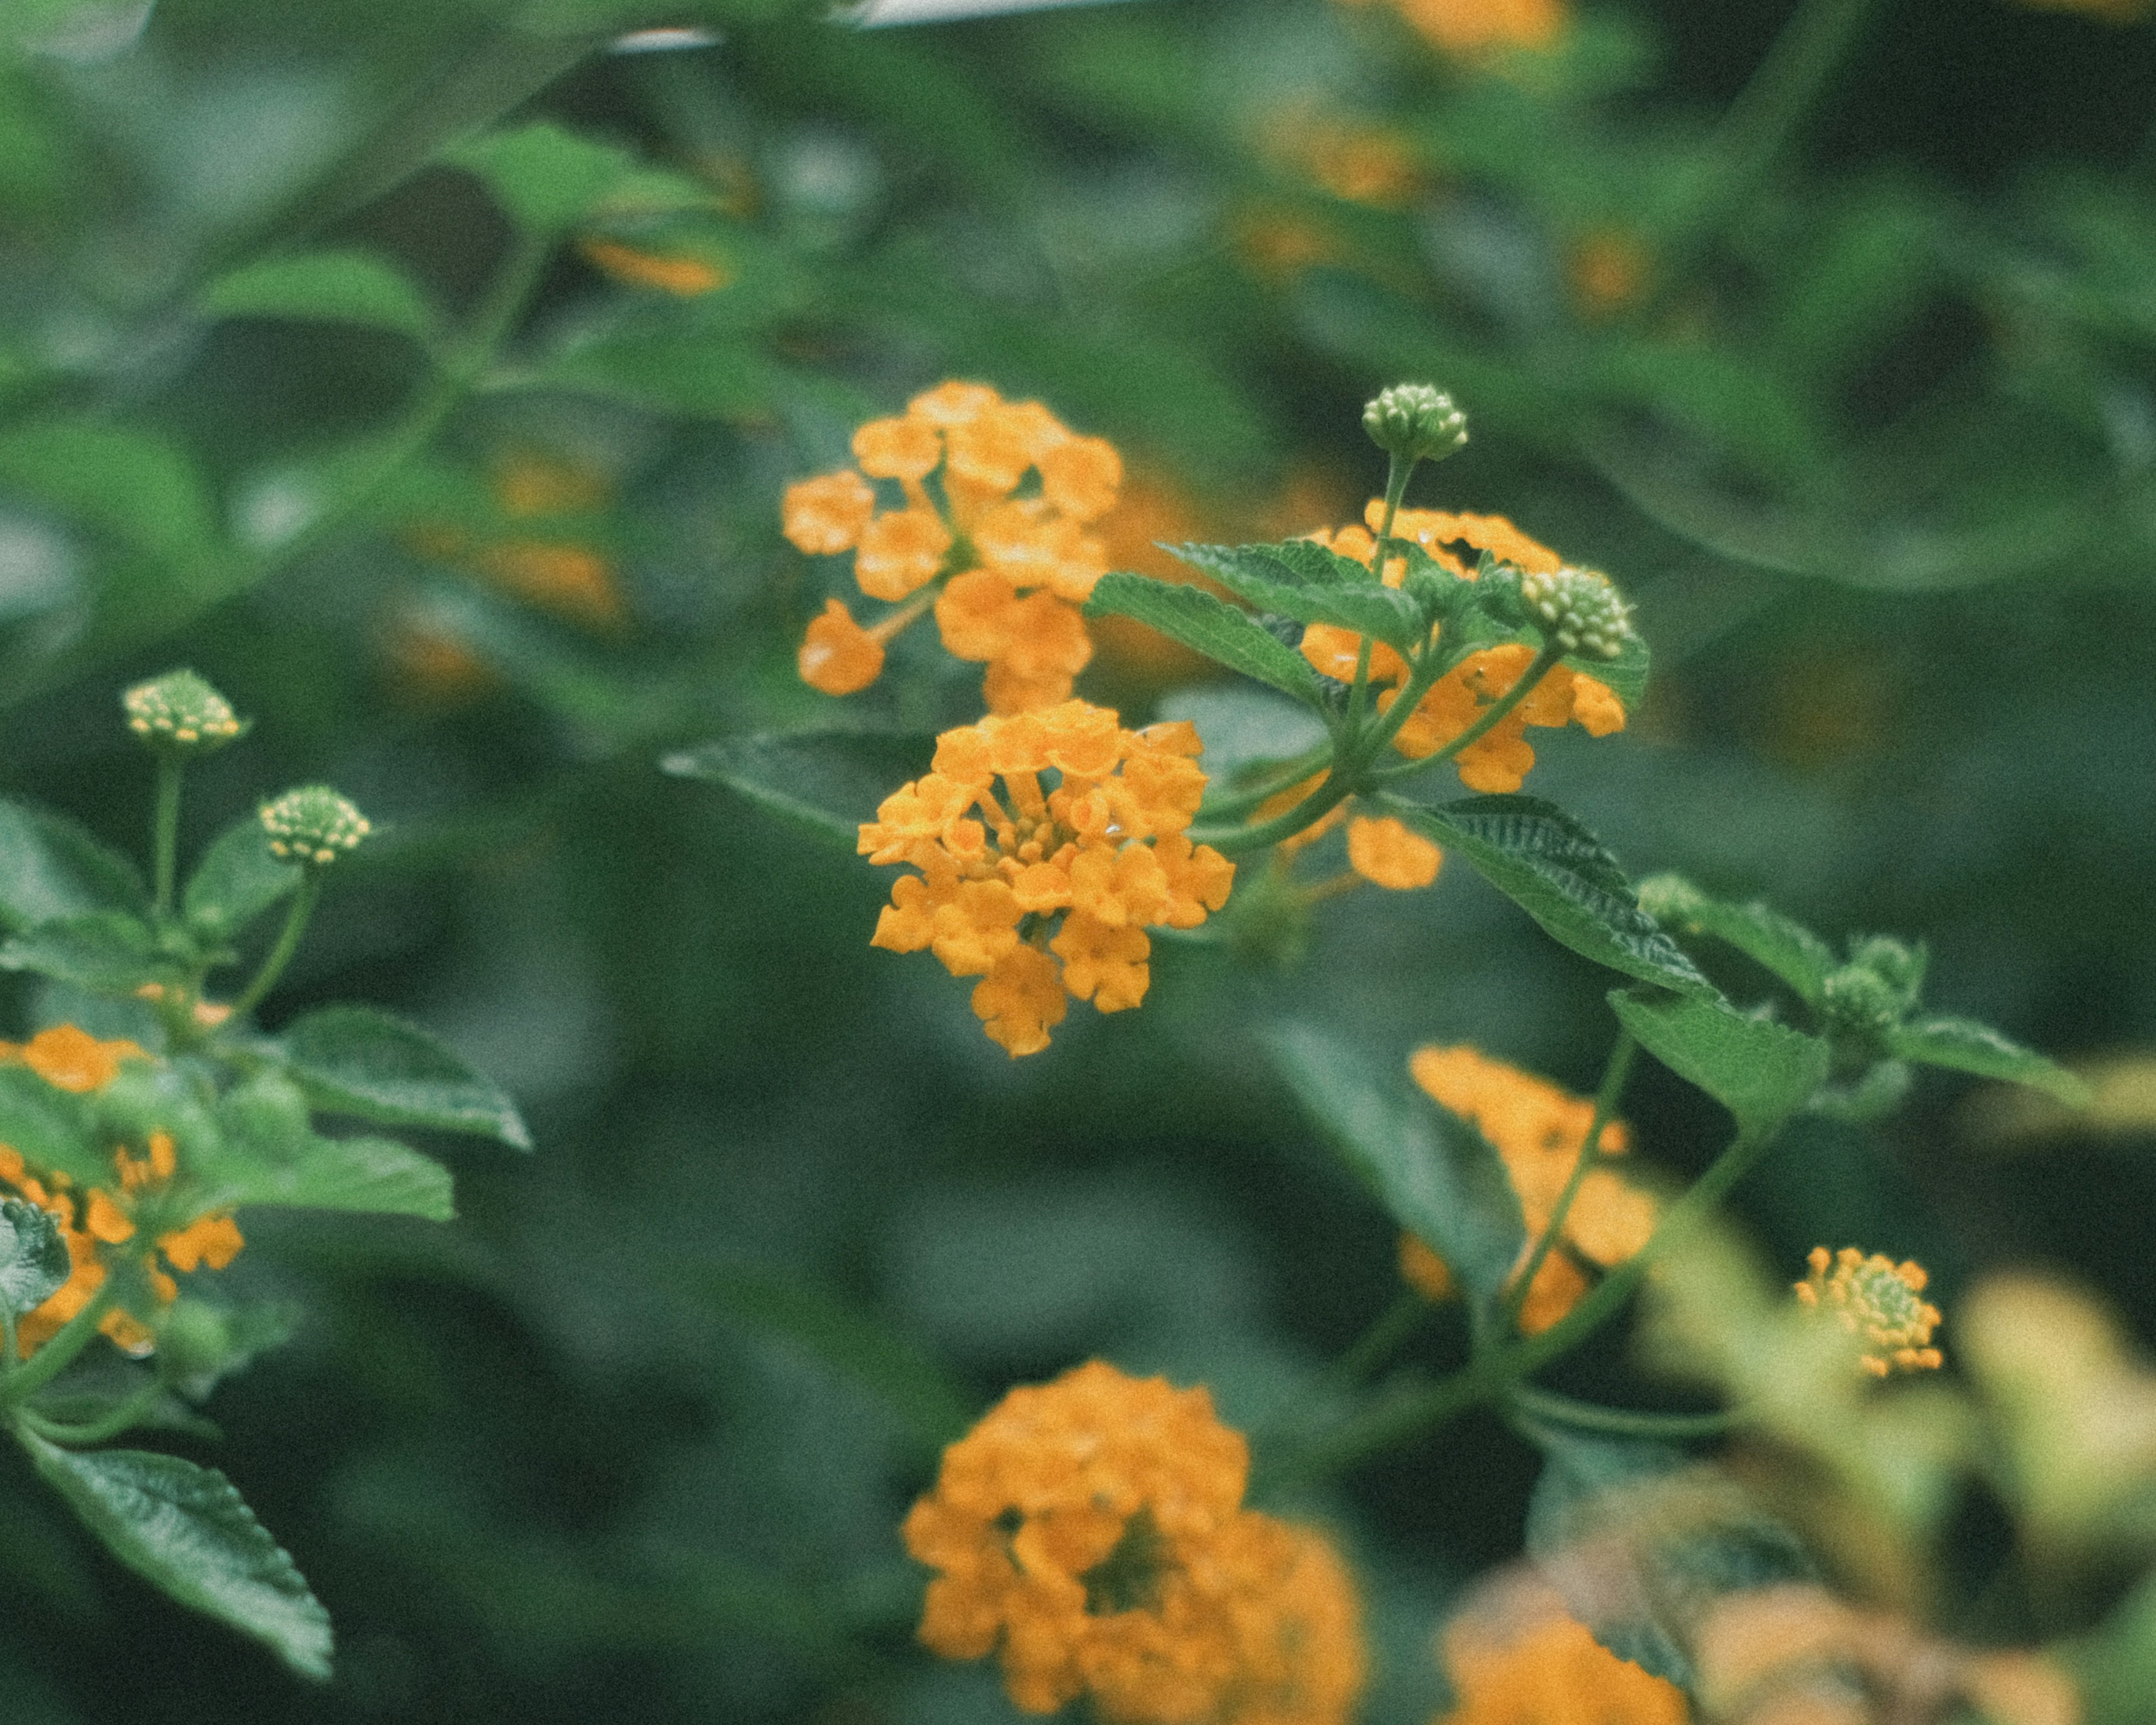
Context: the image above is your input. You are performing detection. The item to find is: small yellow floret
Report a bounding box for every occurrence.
[578,237,732,296]
[1794,1246,1943,1377]
[1346,815,1442,889]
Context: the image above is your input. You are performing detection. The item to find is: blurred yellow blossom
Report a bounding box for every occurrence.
[1436,1578,1685,1724]
[1794,1247,1943,1377]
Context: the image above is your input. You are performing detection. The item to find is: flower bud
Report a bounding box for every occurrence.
[1820,964,1902,1039]
[1519,567,1636,661]
[155,1299,236,1382]
[1847,935,1925,1008]
[123,670,245,756]
[260,787,371,867]
[1362,384,1468,466]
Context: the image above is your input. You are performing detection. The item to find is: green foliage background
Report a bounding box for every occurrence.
[3,0,2155,1717]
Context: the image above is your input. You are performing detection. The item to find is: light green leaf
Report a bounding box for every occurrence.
[205,1133,455,1223]
[0,796,149,929]
[444,122,635,236]
[0,912,175,996]
[182,818,300,945]
[0,422,218,567]
[1610,987,1830,1139]
[696,1261,973,1452]
[1167,542,1428,651]
[20,1434,333,1680]
[0,1197,69,1316]
[1268,1023,1524,1315]
[1637,874,1835,1005]
[540,330,775,419]
[1399,796,1710,993]
[200,250,439,342]
[280,1007,529,1149]
[1887,1015,2090,1106]
[662,730,935,849]
[0,1067,106,1186]
[1085,574,1324,706]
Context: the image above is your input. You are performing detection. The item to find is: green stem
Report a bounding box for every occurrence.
[1710,0,1885,222]
[1331,1292,1429,1388]
[1343,456,1412,739]
[1195,772,1355,857]
[1258,1358,1496,1493]
[0,1280,122,1404]
[1502,1031,1637,1331]
[1509,1383,1740,1441]
[1,1308,16,1373]
[1194,745,1335,823]
[17,1379,167,1448]
[151,756,184,920]
[1377,640,1564,778]
[227,872,322,1022]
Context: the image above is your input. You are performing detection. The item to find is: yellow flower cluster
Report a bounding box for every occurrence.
[1794,1247,1943,1377]
[1437,1587,1685,1725]
[903,1360,1365,1725]
[860,701,1234,1056]
[1301,504,1626,793]
[1401,1045,1656,1332]
[787,381,1123,712]
[0,1026,243,1358]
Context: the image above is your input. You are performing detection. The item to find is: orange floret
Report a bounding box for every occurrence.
[578,237,732,296]
[798,598,887,696]
[0,1033,244,1359]
[1794,1247,1944,1377]
[1405,1045,1651,1333]
[1400,1233,1458,1303]
[862,702,1232,1056]
[1346,815,1442,889]
[1438,1594,1685,1725]
[785,383,1123,710]
[904,1361,1364,1725]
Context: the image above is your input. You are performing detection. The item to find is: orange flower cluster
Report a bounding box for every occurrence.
[1794,1247,1943,1377]
[1301,503,1625,793]
[1404,1045,1656,1332]
[1437,1586,1685,1725]
[903,1361,1365,1725]
[860,702,1234,1056]
[0,1026,243,1357]
[786,382,1123,712]
[1340,0,1567,56]
[1251,777,1444,893]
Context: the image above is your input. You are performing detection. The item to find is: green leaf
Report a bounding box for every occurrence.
[0,912,176,996]
[1610,987,1830,1140]
[204,1133,455,1223]
[0,422,219,568]
[280,1007,529,1150]
[182,818,300,945]
[0,1067,106,1187]
[444,122,635,236]
[1523,1426,1812,1691]
[200,250,439,343]
[1399,796,1710,993]
[695,1261,973,1452]
[1085,574,1324,706]
[661,730,935,850]
[1886,1015,2090,1106]
[1167,543,1428,651]
[0,1197,68,1316]
[0,797,149,930]
[540,330,776,419]
[1637,874,1835,1005]
[1267,1023,1524,1315]
[20,1434,333,1680]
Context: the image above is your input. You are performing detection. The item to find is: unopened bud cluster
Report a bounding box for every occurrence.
[124,670,244,755]
[261,787,371,867]
[1362,384,1468,466]
[1520,567,1634,660]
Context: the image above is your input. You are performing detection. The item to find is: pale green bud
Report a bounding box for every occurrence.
[123,670,245,756]
[1519,566,1636,661]
[1362,384,1468,466]
[260,786,371,867]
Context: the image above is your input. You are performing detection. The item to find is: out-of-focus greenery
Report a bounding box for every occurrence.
[4,0,2156,1718]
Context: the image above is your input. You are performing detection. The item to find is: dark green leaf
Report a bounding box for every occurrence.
[204,1133,455,1223]
[21,1435,333,1680]
[0,1067,106,1187]
[0,797,149,929]
[1267,1023,1524,1315]
[200,250,438,342]
[1610,987,1830,1139]
[1637,874,1835,1005]
[695,1261,972,1452]
[444,122,634,236]
[1399,796,1710,992]
[0,423,218,567]
[1523,1426,1812,1691]
[540,331,776,419]
[0,1197,68,1315]
[1887,1015,2090,1106]
[1085,574,1324,706]
[662,730,935,849]
[1,912,173,996]
[280,1007,529,1150]
[182,819,300,945]
[1168,544,1427,650]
